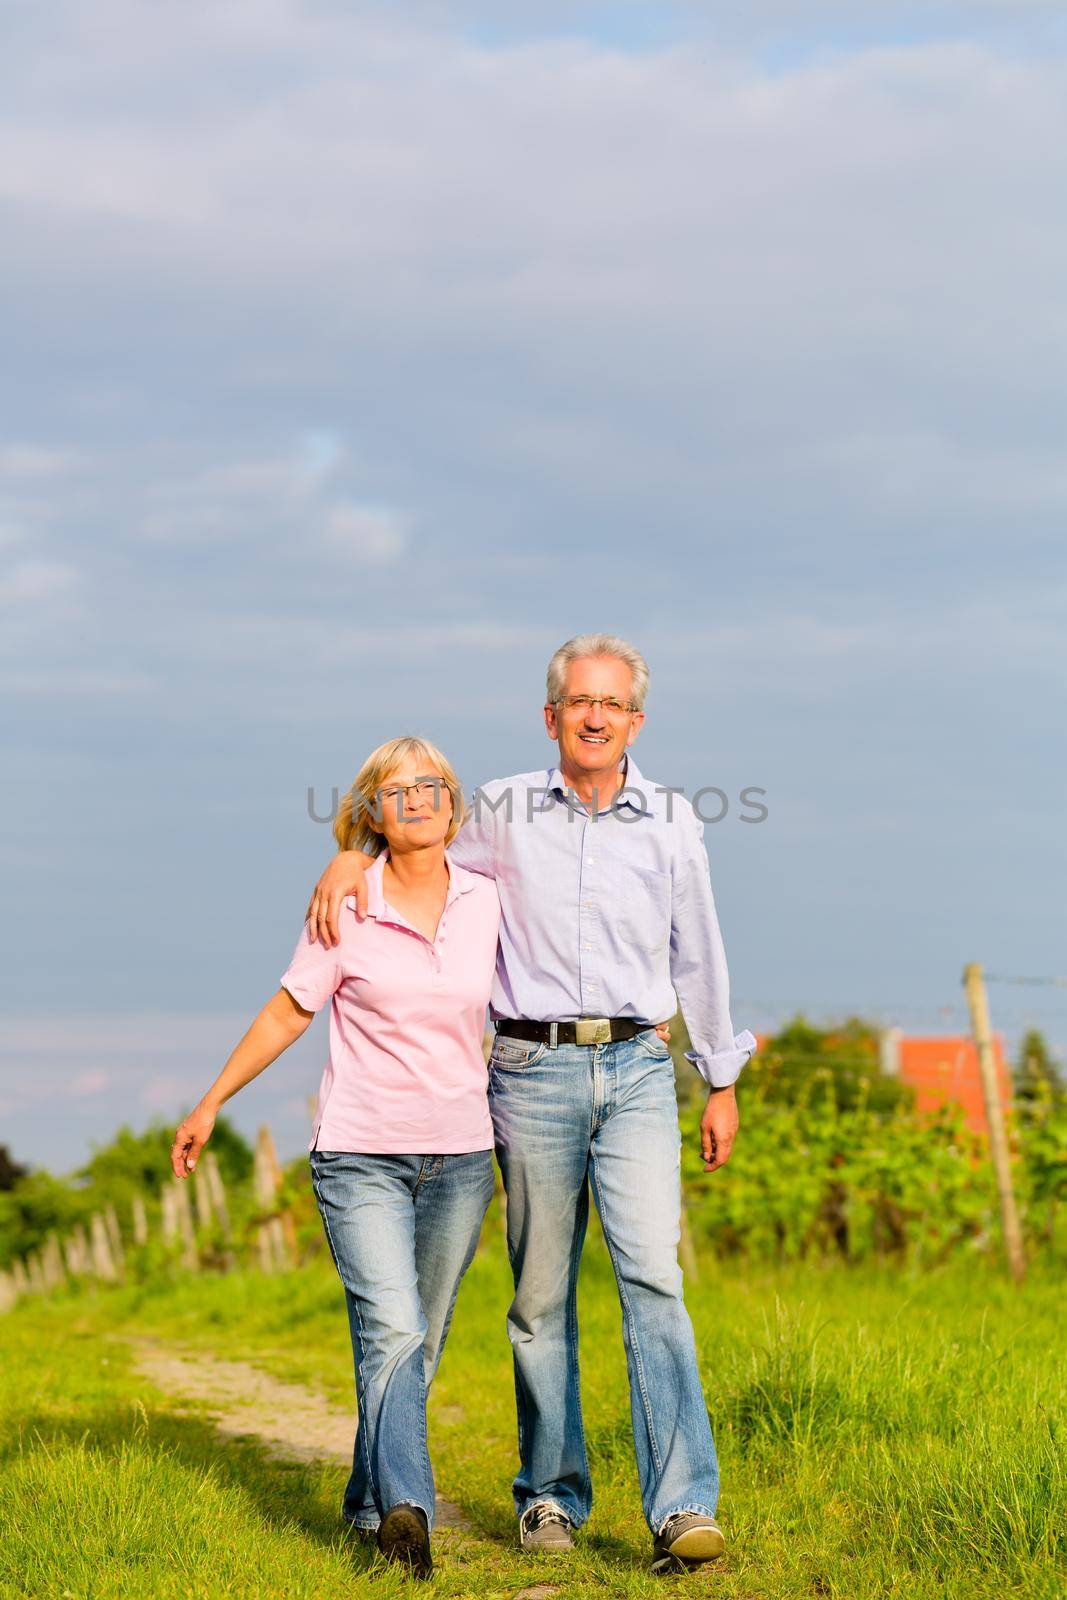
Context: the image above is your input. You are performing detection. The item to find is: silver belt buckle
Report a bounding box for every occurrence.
[574,1017,612,1046]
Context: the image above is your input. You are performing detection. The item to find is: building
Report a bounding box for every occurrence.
[879,1029,1012,1136]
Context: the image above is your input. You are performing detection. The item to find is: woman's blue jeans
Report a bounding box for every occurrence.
[309,1149,494,1530]
[489,1029,719,1534]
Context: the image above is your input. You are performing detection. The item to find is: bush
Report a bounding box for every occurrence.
[676,1015,1067,1264]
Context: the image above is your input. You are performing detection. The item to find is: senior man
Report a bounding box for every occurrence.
[307,633,755,1576]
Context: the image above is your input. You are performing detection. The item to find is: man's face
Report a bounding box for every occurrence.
[544,654,645,777]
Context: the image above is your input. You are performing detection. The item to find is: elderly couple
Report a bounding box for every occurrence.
[172,633,755,1579]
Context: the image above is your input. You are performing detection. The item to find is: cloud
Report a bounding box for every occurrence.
[0,559,78,603]
[653,581,1067,705]
[323,502,410,563]
[0,1013,247,1114]
[138,1074,195,1112]
[0,1011,324,1171]
[0,669,152,697]
[2,17,1063,574]
[69,1070,112,1096]
[139,451,321,546]
[0,445,85,480]
[0,0,1063,1164]
[134,447,410,569]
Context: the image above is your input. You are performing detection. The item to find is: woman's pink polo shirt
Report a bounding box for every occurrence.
[280,850,500,1155]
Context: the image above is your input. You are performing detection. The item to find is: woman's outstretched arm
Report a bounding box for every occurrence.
[170,988,314,1178]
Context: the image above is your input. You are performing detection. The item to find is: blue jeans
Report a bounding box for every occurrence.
[488,1030,718,1534]
[309,1149,494,1530]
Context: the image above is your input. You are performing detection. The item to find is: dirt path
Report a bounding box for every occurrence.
[126,1337,470,1530]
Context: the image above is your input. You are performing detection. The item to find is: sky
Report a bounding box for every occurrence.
[1,0,1065,1171]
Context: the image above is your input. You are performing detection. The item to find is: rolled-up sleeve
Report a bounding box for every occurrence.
[670,809,756,1089]
[280,919,342,1014]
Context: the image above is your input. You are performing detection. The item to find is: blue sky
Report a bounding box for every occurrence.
[1,0,1065,1170]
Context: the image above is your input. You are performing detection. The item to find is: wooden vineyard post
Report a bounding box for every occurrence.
[963,962,1026,1283]
[254,1125,292,1271]
[90,1213,118,1282]
[162,1184,199,1272]
[131,1193,149,1247]
[63,1226,90,1278]
[253,1125,282,1206]
[273,1216,294,1267]
[105,1205,126,1283]
[174,1181,199,1271]
[202,1153,231,1239]
[255,1219,291,1273]
[41,1234,65,1291]
[194,1168,215,1233]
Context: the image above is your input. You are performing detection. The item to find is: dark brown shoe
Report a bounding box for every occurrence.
[378,1503,433,1579]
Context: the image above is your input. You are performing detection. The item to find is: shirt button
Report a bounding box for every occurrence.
[586,857,595,865]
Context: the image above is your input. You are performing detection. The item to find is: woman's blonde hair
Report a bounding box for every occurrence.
[333,735,465,858]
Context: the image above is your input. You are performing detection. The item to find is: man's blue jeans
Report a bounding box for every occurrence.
[309,1149,494,1530]
[488,1029,718,1534]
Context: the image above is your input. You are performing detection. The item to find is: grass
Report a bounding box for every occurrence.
[1,1221,1063,1599]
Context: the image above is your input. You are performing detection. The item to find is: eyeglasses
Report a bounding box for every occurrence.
[556,694,636,715]
[375,777,445,806]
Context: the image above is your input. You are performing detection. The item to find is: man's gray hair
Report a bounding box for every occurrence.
[546,633,650,712]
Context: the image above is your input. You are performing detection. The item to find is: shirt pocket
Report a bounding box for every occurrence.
[609,860,672,953]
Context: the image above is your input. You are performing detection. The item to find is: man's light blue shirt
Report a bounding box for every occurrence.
[448,754,756,1089]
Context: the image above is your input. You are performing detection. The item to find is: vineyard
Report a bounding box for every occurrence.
[2,1017,1066,1298]
[1,1017,1064,1598]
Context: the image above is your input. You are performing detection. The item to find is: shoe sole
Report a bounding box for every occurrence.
[651,1524,726,1575]
[378,1506,433,1578]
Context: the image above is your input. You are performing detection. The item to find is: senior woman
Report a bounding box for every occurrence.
[170,736,500,1580]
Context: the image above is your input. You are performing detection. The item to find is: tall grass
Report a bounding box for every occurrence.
[1,1228,1063,1599]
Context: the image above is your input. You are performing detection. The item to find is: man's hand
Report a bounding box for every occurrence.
[305,849,374,947]
[700,1083,739,1173]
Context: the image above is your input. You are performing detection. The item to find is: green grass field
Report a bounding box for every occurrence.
[1,1222,1062,1600]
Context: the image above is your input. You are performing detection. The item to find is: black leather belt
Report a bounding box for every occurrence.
[496,1017,652,1046]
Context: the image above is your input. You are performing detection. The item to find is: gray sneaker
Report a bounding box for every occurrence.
[519,1500,574,1552]
[651,1512,726,1575]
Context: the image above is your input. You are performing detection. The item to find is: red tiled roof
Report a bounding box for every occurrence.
[750,1029,1012,1136]
[896,1035,1011,1135]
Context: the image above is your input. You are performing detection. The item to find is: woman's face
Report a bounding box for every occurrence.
[373,753,454,855]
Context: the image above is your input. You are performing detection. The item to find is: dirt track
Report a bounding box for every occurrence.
[126,1337,470,1529]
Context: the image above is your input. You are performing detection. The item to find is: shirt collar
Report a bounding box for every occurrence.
[363,848,477,921]
[546,753,655,815]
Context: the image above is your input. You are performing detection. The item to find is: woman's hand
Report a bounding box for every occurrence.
[170,1102,217,1179]
[167,992,314,1183]
[655,1022,671,1043]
